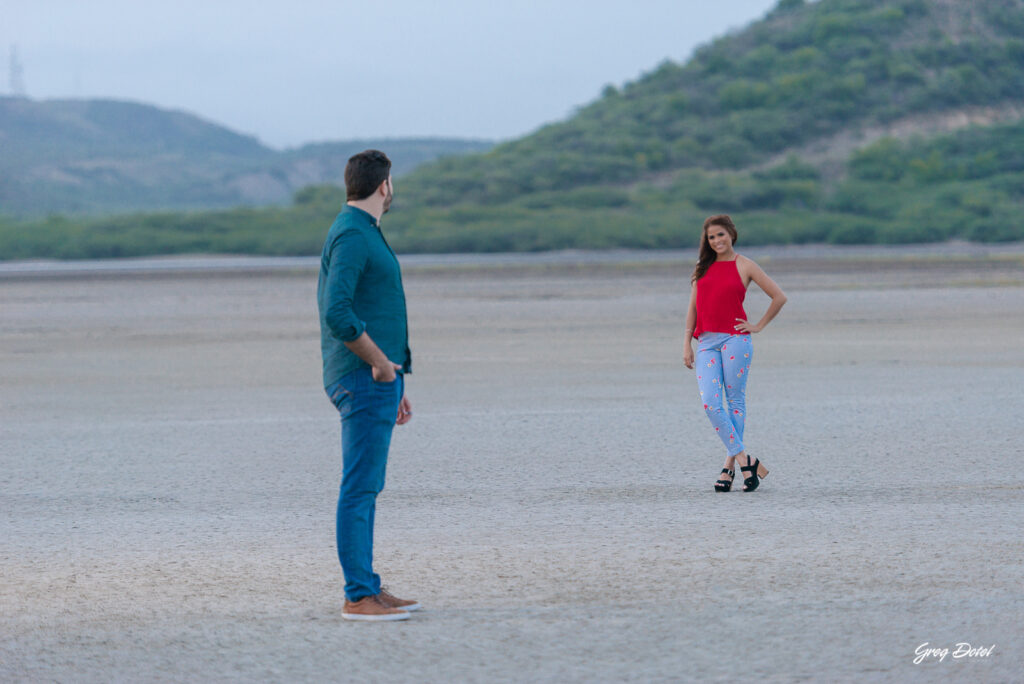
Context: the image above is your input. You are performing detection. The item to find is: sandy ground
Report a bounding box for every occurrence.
[1,248,1022,682]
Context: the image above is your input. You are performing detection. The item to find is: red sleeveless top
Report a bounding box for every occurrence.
[694,259,747,339]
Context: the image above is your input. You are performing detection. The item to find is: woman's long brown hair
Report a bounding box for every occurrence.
[691,214,738,283]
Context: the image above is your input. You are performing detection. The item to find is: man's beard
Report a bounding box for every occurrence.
[382,187,393,214]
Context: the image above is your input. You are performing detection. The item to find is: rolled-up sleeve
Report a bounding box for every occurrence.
[323,229,369,342]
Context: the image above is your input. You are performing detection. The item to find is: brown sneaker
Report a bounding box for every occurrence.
[342,595,409,622]
[378,588,421,612]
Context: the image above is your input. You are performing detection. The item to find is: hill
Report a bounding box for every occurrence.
[0,97,492,216]
[3,0,1024,259]
[377,0,1024,250]
[402,1,1024,203]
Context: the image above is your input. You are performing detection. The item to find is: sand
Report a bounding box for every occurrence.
[1,247,1022,682]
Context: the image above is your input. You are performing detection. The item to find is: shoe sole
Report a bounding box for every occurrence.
[342,611,410,621]
[397,602,421,612]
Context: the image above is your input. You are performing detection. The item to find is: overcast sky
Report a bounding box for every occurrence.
[3,0,777,149]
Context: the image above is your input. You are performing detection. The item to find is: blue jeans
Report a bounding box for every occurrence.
[326,367,403,601]
[695,332,753,457]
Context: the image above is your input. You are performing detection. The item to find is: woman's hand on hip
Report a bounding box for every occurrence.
[734,318,762,334]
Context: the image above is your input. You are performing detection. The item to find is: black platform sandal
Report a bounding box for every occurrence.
[740,457,769,492]
[714,468,734,492]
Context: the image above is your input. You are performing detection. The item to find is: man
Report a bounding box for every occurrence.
[317,150,417,621]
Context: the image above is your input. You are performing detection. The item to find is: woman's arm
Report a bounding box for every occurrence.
[735,256,787,334]
[683,282,697,368]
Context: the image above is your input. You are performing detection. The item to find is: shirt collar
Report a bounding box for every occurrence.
[343,204,380,228]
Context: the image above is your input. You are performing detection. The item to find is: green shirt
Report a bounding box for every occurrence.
[317,205,411,388]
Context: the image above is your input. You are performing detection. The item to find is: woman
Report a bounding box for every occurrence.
[683,215,787,492]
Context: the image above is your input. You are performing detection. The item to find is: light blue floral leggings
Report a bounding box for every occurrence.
[695,332,753,457]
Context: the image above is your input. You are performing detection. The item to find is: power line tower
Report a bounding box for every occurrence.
[9,45,27,96]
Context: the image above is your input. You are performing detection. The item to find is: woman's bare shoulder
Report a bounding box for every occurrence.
[735,253,761,272]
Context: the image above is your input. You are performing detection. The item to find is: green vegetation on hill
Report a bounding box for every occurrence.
[395,0,1024,208]
[384,121,1024,252]
[3,117,1022,259]
[372,0,1024,251]
[2,0,1024,259]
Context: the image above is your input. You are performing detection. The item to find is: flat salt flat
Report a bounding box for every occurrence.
[1,248,1022,682]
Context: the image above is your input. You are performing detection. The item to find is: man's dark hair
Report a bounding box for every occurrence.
[345,150,392,201]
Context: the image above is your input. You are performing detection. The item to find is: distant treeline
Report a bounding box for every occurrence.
[2,119,1022,260]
